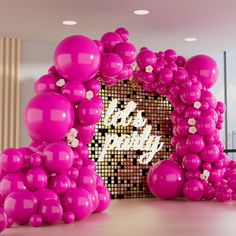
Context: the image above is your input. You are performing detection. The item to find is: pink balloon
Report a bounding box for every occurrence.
[93,40,104,53]
[34,188,59,205]
[183,179,204,201]
[113,42,136,64]
[185,55,219,89]
[116,65,129,80]
[202,108,218,122]
[166,62,178,71]
[153,59,165,73]
[85,79,101,96]
[39,199,62,225]
[164,49,177,62]
[186,134,205,153]
[50,174,71,194]
[184,106,201,119]
[159,68,173,84]
[175,55,186,67]
[147,160,184,200]
[48,65,59,76]
[73,157,83,169]
[76,97,102,125]
[175,139,188,156]
[82,159,97,171]
[29,140,42,152]
[67,167,79,180]
[101,53,123,77]
[43,141,74,174]
[204,185,216,200]
[75,123,96,145]
[196,117,215,136]
[141,72,156,84]
[136,50,157,69]
[29,214,43,227]
[24,93,74,143]
[174,67,188,84]
[95,186,111,213]
[216,101,226,114]
[102,76,117,86]
[61,81,86,104]
[209,169,223,183]
[182,153,201,171]
[228,173,236,192]
[200,90,217,109]
[26,153,42,167]
[63,188,93,220]
[180,85,201,105]
[89,190,99,212]
[54,35,101,82]
[34,74,59,94]
[4,190,38,225]
[0,208,7,233]
[115,27,129,42]
[201,144,220,163]
[100,32,122,52]
[26,168,48,191]
[0,148,24,172]
[63,211,75,224]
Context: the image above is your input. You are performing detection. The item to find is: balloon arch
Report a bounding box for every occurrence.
[0,27,235,232]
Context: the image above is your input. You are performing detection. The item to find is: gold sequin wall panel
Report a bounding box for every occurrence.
[89,80,173,199]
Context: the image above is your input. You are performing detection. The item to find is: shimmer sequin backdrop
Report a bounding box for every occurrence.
[89,80,173,199]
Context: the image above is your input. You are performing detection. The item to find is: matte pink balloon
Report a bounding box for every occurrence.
[115,27,129,42]
[180,85,201,105]
[63,211,75,224]
[183,179,204,201]
[100,32,122,52]
[186,134,205,153]
[34,188,59,205]
[26,168,48,191]
[0,148,24,172]
[95,186,111,213]
[50,174,71,194]
[4,190,38,225]
[196,117,215,136]
[164,49,177,62]
[43,141,74,174]
[76,123,96,145]
[24,93,74,143]
[77,168,97,193]
[136,50,157,69]
[76,97,102,125]
[85,79,101,96]
[201,144,220,163]
[54,35,101,82]
[182,153,201,171]
[0,173,27,198]
[34,74,59,94]
[61,81,86,104]
[185,55,219,89]
[63,188,93,220]
[0,208,7,233]
[29,214,43,227]
[101,53,123,78]
[39,199,62,225]
[113,42,136,64]
[147,160,184,200]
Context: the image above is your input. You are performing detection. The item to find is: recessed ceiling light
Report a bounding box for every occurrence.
[134,9,150,15]
[184,37,198,42]
[62,20,77,26]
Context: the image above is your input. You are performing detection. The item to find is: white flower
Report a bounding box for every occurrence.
[189,126,197,134]
[86,90,94,100]
[194,101,201,109]
[132,62,138,71]
[145,65,153,73]
[188,118,196,126]
[67,128,78,141]
[56,79,66,87]
[200,170,210,180]
[70,138,79,148]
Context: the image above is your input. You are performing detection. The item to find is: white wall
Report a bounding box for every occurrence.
[20,40,56,146]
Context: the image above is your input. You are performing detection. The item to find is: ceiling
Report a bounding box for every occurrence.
[1,0,236,55]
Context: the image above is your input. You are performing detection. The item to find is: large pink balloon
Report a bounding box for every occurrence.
[24,93,74,143]
[147,160,184,200]
[185,55,219,89]
[54,35,101,82]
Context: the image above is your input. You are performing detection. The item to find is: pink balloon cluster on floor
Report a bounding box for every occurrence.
[141,49,234,202]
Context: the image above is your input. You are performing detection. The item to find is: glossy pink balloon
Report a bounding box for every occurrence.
[196,117,215,136]
[182,153,201,171]
[183,179,204,201]
[63,188,93,220]
[201,144,219,163]
[61,81,86,104]
[95,186,111,213]
[175,55,186,67]
[76,123,96,145]
[67,167,79,180]
[185,55,219,89]
[89,190,99,212]
[85,79,101,96]
[83,159,97,171]
[93,40,104,53]
[113,42,136,64]
[115,27,129,42]
[26,168,48,191]
[34,188,59,205]
[24,93,74,143]
[29,214,43,227]
[34,74,59,94]
[184,106,201,119]
[0,208,7,233]
[100,32,122,52]
[186,134,205,153]
[180,85,201,105]
[4,190,38,225]
[159,68,173,84]
[136,50,157,69]
[175,139,188,156]
[43,141,74,174]
[50,174,71,194]
[26,153,42,167]
[201,90,217,108]
[164,49,177,62]
[63,211,75,224]
[54,35,101,82]
[77,168,97,193]
[147,160,184,200]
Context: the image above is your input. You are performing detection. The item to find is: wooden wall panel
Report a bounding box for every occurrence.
[0,37,21,151]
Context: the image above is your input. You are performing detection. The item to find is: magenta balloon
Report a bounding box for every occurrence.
[50,174,71,194]
[67,167,79,180]
[82,159,97,171]
[0,208,7,232]
[183,179,204,201]
[26,168,48,191]
[101,53,123,77]
[180,85,201,105]
[85,79,101,96]
[34,188,59,205]
[24,93,74,143]
[0,148,24,172]
[166,62,178,72]
[89,190,99,212]
[209,169,223,183]
[136,50,157,69]
[63,188,93,220]
[159,68,173,84]
[26,153,42,167]
[48,65,59,76]
[74,142,90,160]
[43,141,74,174]
[184,106,201,119]
[204,185,216,200]
[186,134,205,153]
[34,74,59,95]
[116,65,129,80]
[228,173,236,192]
[93,40,104,53]
[39,199,62,225]
[174,67,188,84]
[216,101,226,114]
[182,153,201,171]
[169,83,181,95]
[113,42,136,64]
[196,117,215,136]
[201,90,217,108]
[63,211,75,224]
[29,214,43,227]
[175,120,189,136]
[185,55,219,89]
[76,97,102,125]
[100,32,122,52]
[153,59,165,73]
[175,139,188,156]
[202,162,212,171]
[164,49,177,62]
[61,81,86,104]
[76,168,97,193]
[142,72,156,84]
[76,123,95,145]
[201,144,220,163]
[156,51,165,58]
[102,76,117,86]
[175,55,186,67]
[0,173,27,198]
[147,160,184,200]
[95,186,111,213]
[115,27,129,42]
[73,157,83,170]
[54,35,101,82]
[4,190,38,225]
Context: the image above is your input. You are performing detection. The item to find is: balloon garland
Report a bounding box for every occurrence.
[0,27,234,233]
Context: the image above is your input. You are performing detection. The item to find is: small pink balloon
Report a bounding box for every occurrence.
[204,185,216,200]
[186,134,205,153]
[6,216,14,228]
[29,214,43,227]
[4,190,38,225]
[67,167,79,180]
[43,141,74,174]
[34,74,59,94]
[85,79,101,96]
[113,42,136,64]
[102,76,117,86]
[216,101,226,114]
[164,49,177,62]
[196,117,216,136]
[26,168,48,191]
[200,90,217,108]
[26,153,42,167]
[95,186,111,213]
[136,50,157,69]
[61,81,86,104]
[174,67,188,84]
[73,157,83,169]
[0,148,24,172]
[63,211,75,224]
[50,174,71,194]
[202,162,212,171]
[89,190,99,212]
[93,40,104,53]
[201,144,219,163]
[183,179,204,201]
[228,173,236,192]
[39,199,62,225]
[0,208,7,233]
[34,188,59,205]
[180,85,201,105]
[100,32,122,52]
[156,51,165,59]
[175,55,186,67]
[75,123,96,145]
[82,159,97,171]
[182,153,201,171]
[115,27,129,42]
[153,59,165,73]
[166,62,178,71]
